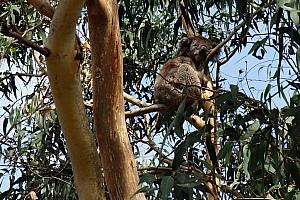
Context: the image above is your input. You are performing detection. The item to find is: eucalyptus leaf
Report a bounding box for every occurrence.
[159,176,174,200]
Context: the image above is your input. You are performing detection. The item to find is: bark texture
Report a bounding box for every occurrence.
[44,0,105,199]
[87,0,146,199]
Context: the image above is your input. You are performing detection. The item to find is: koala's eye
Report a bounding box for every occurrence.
[200,45,208,51]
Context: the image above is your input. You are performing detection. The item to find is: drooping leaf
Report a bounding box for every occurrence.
[159,176,174,200]
[218,141,233,160]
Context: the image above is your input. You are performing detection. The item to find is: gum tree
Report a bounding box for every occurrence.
[0,0,300,199]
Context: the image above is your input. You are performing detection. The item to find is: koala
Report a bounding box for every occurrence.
[154,36,216,109]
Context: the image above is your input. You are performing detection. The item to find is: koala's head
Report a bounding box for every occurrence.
[177,36,217,66]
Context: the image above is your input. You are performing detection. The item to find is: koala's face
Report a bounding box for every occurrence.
[177,36,215,63]
[189,38,213,61]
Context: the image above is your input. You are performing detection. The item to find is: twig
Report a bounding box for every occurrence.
[220,185,243,198]
[219,25,251,66]
[83,100,93,108]
[138,166,172,173]
[33,50,45,68]
[205,8,263,65]
[144,137,173,166]
[0,71,46,77]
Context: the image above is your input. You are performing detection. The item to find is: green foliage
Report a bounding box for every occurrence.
[0,0,300,199]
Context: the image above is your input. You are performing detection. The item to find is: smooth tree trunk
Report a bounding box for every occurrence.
[87,0,146,199]
[44,0,105,199]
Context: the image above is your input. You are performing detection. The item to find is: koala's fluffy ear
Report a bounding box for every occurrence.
[177,37,191,56]
[178,37,189,47]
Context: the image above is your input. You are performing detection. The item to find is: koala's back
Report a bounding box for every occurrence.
[154,56,202,108]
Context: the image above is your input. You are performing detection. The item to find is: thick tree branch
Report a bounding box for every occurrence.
[44,0,105,199]
[125,104,167,117]
[26,0,81,58]
[123,92,152,107]
[87,0,145,199]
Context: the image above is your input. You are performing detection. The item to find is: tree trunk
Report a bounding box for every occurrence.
[45,0,105,199]
[87,0,146,199]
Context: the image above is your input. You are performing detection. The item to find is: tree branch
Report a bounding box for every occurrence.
[123,92,152,107]
[205,7,263,65]
[123,92,207,130]
[27,0,55,19]
[44,0,105,198]
[0,23,49,56]
[179,0,198,37]
[0,71,46,77]
[125,104,167,118]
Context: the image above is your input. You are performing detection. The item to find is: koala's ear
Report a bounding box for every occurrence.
[177,37,191,56]
[178,37,190,48]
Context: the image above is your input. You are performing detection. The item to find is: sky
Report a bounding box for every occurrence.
[221,36,294,109]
